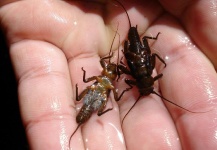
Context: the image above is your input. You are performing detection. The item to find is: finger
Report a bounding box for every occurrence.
[159,0,217,69]
[0,0,18,7]
[10,40,80,149]
[150,14,217,149]
[0,0,116,58]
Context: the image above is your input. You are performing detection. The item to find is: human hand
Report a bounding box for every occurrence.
[1,0,217,150]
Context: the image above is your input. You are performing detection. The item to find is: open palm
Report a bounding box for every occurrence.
[1,0,217,150]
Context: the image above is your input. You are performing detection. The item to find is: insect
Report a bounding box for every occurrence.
[68,25,129,148]
[113,0,201,123]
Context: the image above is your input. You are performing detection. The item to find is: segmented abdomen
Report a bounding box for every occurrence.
[76,87,107,124]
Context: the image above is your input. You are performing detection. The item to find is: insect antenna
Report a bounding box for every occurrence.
[69,123,82,148]
[152,91,209,113]
[116,25,121,67]
[108,23,120,63]
[121,90,210,125]
[113,0,132,28]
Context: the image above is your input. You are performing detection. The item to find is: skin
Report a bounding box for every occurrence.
[1,0,217,149]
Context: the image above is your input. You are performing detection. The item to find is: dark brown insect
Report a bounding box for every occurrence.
[68,25,129,148]
[113,0,201,124]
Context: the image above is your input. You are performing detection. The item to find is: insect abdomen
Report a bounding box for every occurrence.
[76,105,94,124]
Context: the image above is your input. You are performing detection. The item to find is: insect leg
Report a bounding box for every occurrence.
[143,32,161,40]
[123,40,129,54]
[97,98,113,116]
[142,32,161,54]
[117,56,126,79]
[152,53,167,67]
[153,73,163,81]
[118,55,132,75]
[117,64,131,75]
[117,62,132,82]
[75,84,89,101]
[117,38,130,80]
[113,83,132,101]
[81,67,97,83]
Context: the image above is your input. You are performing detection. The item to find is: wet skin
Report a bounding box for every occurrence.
[1,0,217,149]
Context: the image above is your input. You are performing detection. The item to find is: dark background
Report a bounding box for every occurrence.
[0,30,29,149]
